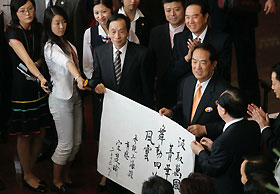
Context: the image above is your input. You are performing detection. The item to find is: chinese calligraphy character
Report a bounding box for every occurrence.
[144,144,152,161]
[178,137,185,151]
[175,152,184,164]
[154,162,162,169]
[155,145,163,159]
[173,179,181,190]
[166,144,174,162]
[158,124,166,145]
[145,130,155,145]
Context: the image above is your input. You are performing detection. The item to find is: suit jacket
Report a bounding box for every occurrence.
[262,114,280,160]
[35,0,88,68]
[173,73,229,140]
[92,41,153,108]
[148,23,187,110]
[135,16,151,47]
[169,27,231,82]
[198,120,261,194]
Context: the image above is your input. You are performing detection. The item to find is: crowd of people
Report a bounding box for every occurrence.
[0,0,279,193]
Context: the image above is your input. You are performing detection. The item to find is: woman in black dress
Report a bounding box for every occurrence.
[6,0,50,192]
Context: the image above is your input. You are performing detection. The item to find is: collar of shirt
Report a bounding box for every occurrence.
[45,0,57,7]
[169,23,185,48]
[118,7,144,33]
[223,118,244,132]
[98,25,108,38]
[113,41,128,71]
[194,75,212,98]
[192,25,208,43]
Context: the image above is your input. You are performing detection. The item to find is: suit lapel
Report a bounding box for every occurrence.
[192,76,216,124]
[162,24,172,53]
[104,43,118,87]
[203,27,212,43]
[120,42,135,85]
[184,77,197,126]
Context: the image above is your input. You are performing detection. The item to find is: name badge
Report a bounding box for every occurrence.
[205,107,213,112]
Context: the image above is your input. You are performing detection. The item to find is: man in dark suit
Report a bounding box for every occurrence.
[160,43,229,141]
[169,0,231,82]
[34,0,88,70]
[191,87,261,194]
[148,0,186,110]
[92,13,153,194]
[248,63,280,161]
[92,13,153,108]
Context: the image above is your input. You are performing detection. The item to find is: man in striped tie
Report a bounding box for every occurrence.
[92,13,154,194]
[92,14,153,108]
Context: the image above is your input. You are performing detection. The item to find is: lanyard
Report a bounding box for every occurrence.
[19,24,35,59]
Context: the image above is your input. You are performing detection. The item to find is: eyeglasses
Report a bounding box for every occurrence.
[17,6,34,15]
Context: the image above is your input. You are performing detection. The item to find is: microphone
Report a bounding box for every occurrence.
[83,79,95,89]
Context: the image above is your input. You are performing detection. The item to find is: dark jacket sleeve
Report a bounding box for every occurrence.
[262,126,280,158]
[167,34,191,81]
[91,49,102,90]
[198,141,229,176]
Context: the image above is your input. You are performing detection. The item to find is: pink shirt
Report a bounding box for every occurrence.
[169,23,185,48]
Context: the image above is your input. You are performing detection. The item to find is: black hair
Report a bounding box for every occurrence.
[244,171,278,194]
[272,63,280,81]
[191,43,217,64]
[180,173,216,194]
[10,0,36,25]
[42,6,70,56]
[243,154,275,181]
[142,176,174,194]
[217,87,248,118]
[162,0,186,6]
[92,0,113,13]
[106,13,131,32]
[184,0,209,16]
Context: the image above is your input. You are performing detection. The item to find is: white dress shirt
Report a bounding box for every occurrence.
[83,25,107,79]
[192,25,208,43]
[44,40,77,100]
[118,7,144,44]
[222,118,244,132]
[45,0,57,7]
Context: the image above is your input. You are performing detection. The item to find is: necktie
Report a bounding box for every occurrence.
[114,50,122,85]
[190,83,202,123]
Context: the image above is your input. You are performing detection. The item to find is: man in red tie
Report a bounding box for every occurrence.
[160,43,229,141]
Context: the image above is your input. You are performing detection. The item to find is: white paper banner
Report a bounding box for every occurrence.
[97,89,195,194]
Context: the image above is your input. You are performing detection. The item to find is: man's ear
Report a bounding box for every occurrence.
[212,60,217,69]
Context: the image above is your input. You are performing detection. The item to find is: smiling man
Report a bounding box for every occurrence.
[92,13,153,108]
[160,43,229,141]
[169,0,231,83]
[148,0,187,110]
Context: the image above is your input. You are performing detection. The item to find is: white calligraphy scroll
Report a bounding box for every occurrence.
[97,89,195,194]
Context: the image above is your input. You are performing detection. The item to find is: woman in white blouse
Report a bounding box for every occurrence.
[83,0,113,79]
[43,6,85,194]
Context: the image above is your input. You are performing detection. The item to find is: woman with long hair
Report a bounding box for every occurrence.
[42,6,86,194]
[6,0,50,192]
